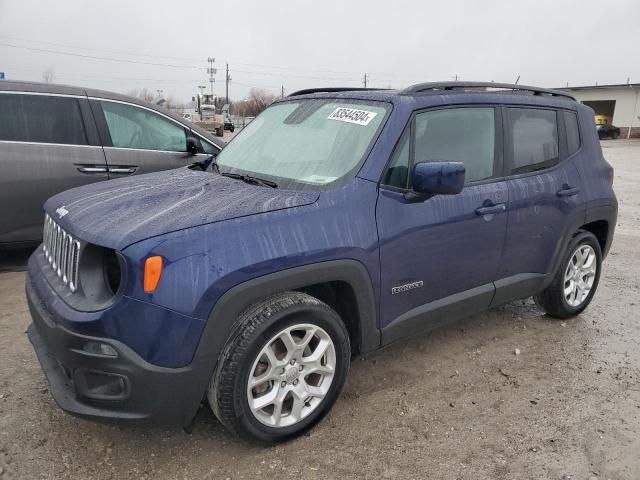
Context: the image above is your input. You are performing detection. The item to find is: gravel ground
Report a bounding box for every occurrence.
[0,140,638,480]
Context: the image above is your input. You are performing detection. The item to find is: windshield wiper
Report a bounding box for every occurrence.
[220,172,278,188]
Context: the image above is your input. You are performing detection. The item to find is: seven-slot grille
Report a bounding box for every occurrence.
[42,214,81,292]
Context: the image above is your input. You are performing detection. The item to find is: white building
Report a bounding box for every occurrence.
[558,84,640,138]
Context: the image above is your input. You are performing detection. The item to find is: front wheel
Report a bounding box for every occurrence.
[534,231,602,318]
[208,292,350,443]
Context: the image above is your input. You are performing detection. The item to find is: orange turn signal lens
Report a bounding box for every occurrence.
[143,256,163,293]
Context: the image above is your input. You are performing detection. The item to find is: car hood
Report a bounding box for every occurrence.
[44,168,319,250]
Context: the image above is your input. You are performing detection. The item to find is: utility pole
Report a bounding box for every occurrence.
[363,73,368,88]
[281,85,285,98]
[207,57,217,97]
[225,63,231,103]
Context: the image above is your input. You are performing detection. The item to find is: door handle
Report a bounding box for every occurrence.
[76,165,108,174]
[107,166,137,174]
[475,203,506,216]
[556,185,580,197]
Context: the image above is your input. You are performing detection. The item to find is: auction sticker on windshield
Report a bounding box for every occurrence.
[328,107,378,126]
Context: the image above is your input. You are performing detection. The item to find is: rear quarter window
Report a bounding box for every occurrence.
[563,111,581,156]
[0,93,88,145]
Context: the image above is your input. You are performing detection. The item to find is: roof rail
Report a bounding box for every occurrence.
[287,87,390,97]
[400,82,576,101]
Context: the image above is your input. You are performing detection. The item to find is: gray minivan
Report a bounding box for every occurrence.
[0,81,224,246]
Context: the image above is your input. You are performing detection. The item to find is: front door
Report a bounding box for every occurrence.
[376,106,508,344]
[90,99,196,177]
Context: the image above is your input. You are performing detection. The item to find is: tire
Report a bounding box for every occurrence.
[612,131,619,139]
[230,126,235,133]
[534,231,602,319]
[215,126,224,137]
[208,292,350,443]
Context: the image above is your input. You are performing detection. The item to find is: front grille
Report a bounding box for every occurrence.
[42,214,81,292]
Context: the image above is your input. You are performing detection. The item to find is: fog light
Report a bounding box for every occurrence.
[82,341,117,357]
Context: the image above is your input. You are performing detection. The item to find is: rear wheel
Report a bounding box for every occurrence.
[612,131,619,139]
[534,231,602,318]
[215,126,224,137]
[208,292,350,443]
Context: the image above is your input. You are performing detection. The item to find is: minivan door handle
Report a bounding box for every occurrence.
[107,166,138,175]
[475,203,506,216]
[76,165,108,174]
[556,185,580,197]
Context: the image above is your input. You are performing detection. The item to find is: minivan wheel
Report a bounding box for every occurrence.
[534,231,602,319]
[208,292,350,443]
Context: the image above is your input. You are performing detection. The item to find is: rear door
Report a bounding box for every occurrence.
[0,92,107,244]
[493,106,585,304]
[90,99,198,177]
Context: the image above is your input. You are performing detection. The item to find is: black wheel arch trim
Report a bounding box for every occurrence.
[197,259,379,357]
[583,200,618,258]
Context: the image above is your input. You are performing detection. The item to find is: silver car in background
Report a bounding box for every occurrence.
[0,81,224,246]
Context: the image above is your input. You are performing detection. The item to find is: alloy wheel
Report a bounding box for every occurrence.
[246,324,336,428]
[564,244,597,307]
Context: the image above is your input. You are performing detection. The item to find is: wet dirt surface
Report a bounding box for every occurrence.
[0,140,638,479]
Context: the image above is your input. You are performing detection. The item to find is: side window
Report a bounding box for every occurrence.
[414,107,496,184]
[382,127,410,189]
[199,137,220,154]
[507,108,558,174]
[0,94,87,145]
[100,101,186,152]
[563,111,581,156]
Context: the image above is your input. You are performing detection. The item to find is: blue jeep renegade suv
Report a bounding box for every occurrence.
[26,82,617,442]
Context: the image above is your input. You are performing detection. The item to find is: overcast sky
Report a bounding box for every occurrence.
[1,0,639,103]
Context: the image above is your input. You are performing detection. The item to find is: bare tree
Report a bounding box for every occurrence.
[127,88,155,103]
[42,69,55,83]
[241,88,277,117]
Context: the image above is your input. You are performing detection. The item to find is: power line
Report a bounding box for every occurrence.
[233,61,362,76]
[0,35,204,62]
[3,66,204,84]
[0,36,376,78]
[233,69,358,82]
[0,42,203,69]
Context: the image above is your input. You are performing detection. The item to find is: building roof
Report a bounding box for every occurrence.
[558,83,640,91]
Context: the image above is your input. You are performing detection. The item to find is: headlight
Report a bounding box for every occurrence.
[78,245,124,305]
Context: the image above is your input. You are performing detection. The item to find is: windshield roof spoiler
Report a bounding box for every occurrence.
[287,87,391,97]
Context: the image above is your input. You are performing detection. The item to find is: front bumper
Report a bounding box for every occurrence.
[26,277,208,427]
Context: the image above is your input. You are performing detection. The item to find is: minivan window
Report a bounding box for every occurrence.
[200,137,219,154]
[216,99,388,189]
[507,108,559,174]
[564,111,581,156]
[414,107,496,183]
[0,94,88,145]
[100,101,187,152]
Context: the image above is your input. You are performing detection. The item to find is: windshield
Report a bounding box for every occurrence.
[216,99,388,189]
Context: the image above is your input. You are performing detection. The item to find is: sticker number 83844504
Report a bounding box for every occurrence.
[327,107,378,126]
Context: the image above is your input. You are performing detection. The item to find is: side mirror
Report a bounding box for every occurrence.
[410,161,465,198]
[186,137,199,156]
